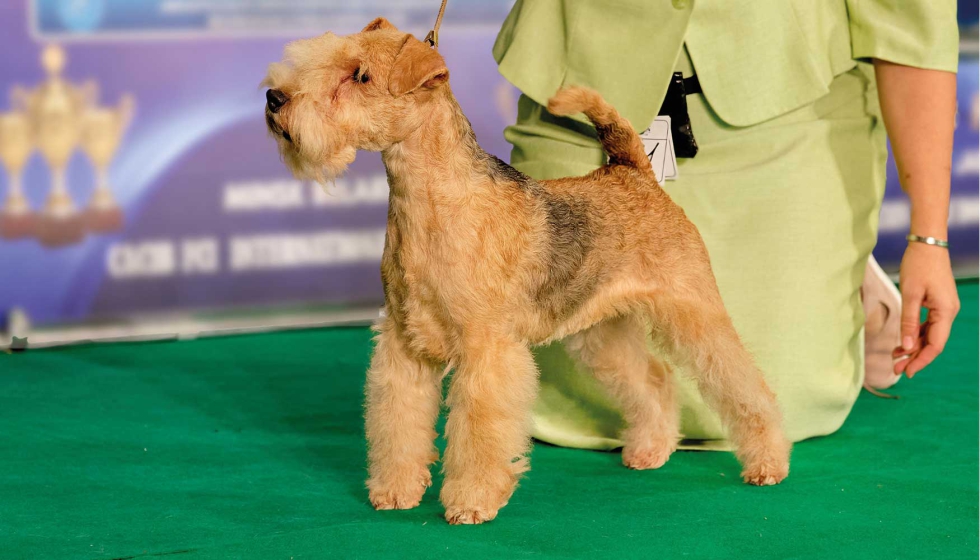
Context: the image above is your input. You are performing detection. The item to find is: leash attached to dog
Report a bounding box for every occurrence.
[424,0,449,49]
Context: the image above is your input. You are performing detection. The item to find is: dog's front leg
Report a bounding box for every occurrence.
[441,338,539,525]
[365,321,441,510]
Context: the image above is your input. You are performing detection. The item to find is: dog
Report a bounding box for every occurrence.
[263,17,791,525]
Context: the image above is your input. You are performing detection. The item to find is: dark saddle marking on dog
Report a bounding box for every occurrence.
[484,154,598,321]
[537,192,597,320]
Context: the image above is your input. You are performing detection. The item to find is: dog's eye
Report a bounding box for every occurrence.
[353,68,370,84]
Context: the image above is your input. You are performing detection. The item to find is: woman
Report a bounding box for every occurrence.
[493,1,961,449]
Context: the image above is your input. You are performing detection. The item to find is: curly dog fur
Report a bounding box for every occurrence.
[263,17,791,525]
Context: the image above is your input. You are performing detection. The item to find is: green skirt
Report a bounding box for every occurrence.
[506,50,887,450]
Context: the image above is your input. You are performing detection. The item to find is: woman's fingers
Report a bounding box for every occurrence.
[904,345,940,377]
[892,323,925,358]
[892,323,926,376]
[893,356,912,375]
[904,307,955,377]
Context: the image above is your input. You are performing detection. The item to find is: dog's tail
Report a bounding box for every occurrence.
[546,87,652,175]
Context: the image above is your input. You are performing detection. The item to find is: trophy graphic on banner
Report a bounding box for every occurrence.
[2,44,135,247]
[16,46,96,246]
[0,110,36,239]
[81,95,133,232]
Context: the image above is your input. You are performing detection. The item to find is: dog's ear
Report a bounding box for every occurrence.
[362,17,397,32]
[388,36,449,97]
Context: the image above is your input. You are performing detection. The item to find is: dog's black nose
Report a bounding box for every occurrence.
[266,89,288,113]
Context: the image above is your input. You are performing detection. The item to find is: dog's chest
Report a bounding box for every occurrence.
[381,219,458,362]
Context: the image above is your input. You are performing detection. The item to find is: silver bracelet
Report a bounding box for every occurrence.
[906,234,949,248]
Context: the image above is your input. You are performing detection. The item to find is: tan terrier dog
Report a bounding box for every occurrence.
[263,18,791,525]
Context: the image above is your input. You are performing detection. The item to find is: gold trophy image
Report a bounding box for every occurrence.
[81,94,134,232]
[0,109,36,239]
[16,45,97,247]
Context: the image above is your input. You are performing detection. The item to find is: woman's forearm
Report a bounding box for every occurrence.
[873,59,957,239]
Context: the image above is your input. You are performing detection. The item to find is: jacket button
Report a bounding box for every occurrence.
[672,0,689,9]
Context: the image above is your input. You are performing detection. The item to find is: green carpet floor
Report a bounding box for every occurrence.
[2,282,977,559]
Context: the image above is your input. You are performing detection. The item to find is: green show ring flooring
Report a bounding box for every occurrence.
[1,282,977,559]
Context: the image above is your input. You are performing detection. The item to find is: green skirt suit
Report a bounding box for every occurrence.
[492,0,959,449]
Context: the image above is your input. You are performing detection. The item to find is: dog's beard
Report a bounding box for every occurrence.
[282,141,356,183]
[274,120,357,183]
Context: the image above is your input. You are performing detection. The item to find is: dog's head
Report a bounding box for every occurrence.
[261,17,449,181]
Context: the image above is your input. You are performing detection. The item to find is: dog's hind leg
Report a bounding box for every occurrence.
[644,290,791,485]
[441,337,538,525]
[567,313,680,470]
[365,320,442,510]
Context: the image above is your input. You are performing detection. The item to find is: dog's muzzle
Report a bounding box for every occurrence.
[264,90,292,143]
[266,89,289,114]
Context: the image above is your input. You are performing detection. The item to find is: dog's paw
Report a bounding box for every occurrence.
[444,506,498,525]
[622,440,675,470]
[740,439,791,486]
[367,468,431,510]
[440,471,515,524]
[741,461,789,486]
[370,490,424,510]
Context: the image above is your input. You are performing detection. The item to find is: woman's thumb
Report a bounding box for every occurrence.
[900,288,923,350]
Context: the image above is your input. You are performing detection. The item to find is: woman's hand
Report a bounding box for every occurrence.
[874,59,958,378]
[893,243,960,377]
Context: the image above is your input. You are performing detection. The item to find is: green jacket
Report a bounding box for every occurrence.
[492,0,959,129]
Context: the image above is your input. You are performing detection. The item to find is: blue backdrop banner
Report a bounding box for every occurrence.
[0,1,977,330]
